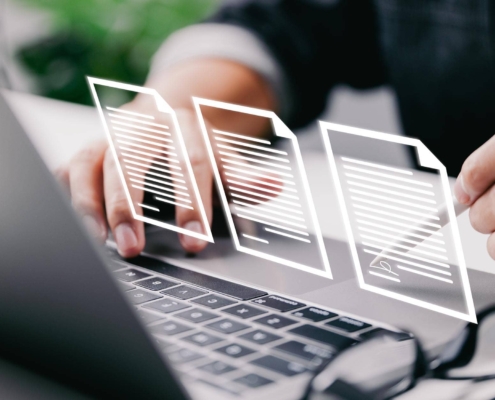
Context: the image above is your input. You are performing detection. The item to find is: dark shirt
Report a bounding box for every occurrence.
[210,0,495,175]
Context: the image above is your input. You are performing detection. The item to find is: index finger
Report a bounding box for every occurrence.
[455,135,495,205]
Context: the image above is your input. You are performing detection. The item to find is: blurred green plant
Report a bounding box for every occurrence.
[15,0,218,104]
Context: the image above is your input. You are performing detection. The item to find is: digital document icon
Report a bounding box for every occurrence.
[320,121,476,322]
[194,98,332,279]
[87,77,213,242]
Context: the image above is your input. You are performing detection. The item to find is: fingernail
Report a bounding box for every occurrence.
[454,175,471,204]
[115,223,138,255]
[181,221,204,249]
[82,215,106,240]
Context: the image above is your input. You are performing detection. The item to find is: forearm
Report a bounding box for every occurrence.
[134,58,276,138]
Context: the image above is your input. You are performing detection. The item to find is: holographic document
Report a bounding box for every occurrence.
[87,77,213,242]
[194,98,332,278]
[320,121,476,322]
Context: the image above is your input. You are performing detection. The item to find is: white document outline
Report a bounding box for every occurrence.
[87,77,213,242]
[320,121,476,322]
[194,97,332,279]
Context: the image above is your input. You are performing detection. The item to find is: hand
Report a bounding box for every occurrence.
[56,102,278,257]
[454,135,495,259]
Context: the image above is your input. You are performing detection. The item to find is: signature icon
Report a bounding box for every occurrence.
[370,261,399,276]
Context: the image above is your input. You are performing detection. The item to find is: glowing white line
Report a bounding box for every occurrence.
[225,172,296,193]
[349,189,438,212]
[233,200,305,221]
[351,197,439,220]
[265,227,311,243]
[106,106,154,119]
[236,213,309,236]
[347,181,436,204]
[397,265,453,284]
[110,124,172,142]
[242,234,269,244]
[353,205,441,228]
[356,220,445,244]
[227,179,299,200]
[217,144,289,163]
[360,235,448,260]
[125,166,185,184]
[122,157,184,177]
[215,136,287,154]
[234,206,307,229]
[344,165,432,187]
[127,172,187,190]
[117,139,176,154]
[363,250,452,275]
[345,174,435,196]
[113,125,171,138]
[119,147,181,169]
[212,129,271,144]
[355,213,443,236]
[341,157,413,175]
[130,179,190,198]
[363,243,450,268]
[223,165,295,184]
[229,187,301,207]
[131,185,192,203]
[111,121,170,136]
[138,203,159,212]
[369,271,401,282]
[154,196,194,210]
[219,151,292,171]
[114,134,176,155]
[221,158,294,178]
[230,194,303,214]
[358,227,446,251]
[108,113,168,128]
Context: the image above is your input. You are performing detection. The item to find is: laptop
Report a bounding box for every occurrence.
[0,91,468,399]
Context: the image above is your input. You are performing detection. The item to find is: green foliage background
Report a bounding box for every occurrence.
[16,0,218,104]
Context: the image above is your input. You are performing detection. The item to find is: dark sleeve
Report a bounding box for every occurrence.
[208,0,387,128]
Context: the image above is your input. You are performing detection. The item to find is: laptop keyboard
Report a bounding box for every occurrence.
[106,250,409,397]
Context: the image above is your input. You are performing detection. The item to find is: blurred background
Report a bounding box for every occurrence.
[2,0,219,104]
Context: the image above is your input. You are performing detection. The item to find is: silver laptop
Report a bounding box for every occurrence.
[0,91,474,399]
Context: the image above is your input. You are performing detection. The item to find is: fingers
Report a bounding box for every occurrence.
[174,110,212,253]
[103,147,146,257]
[68,140,108,241]
[469,184,495,234]
[455,135,495,205]
[486,233,495,260]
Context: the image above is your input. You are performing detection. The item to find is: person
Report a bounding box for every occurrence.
[56,0,495,260]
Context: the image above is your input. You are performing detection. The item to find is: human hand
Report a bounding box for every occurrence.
[454,135,495,259]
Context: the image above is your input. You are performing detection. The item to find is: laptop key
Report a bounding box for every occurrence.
[125,289,161,305]
[114,268,151,282]
[143,297,190,314]
[254,314,298,329]
[250,355,307,377]
[234,373,274,388]
[162,285,207,300]
[274,340,333,365]
[117,281,135,292]
[151,320,192,336]
[325,316,371,333]
[136,309,163,325]
[198,361,236,375]
[206,318,249,334]
[135,277,178,291]
[215,343,255,359]
[175,308,219,323]
[167,348,204,364]
[238,329,281,345]
[359,328,412,341]
[222,304,267,319]
[289,325,357,351]
[251,295,305,312]
[183,332,223,347]
[292,307,338,322]
[192,294,237,309]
